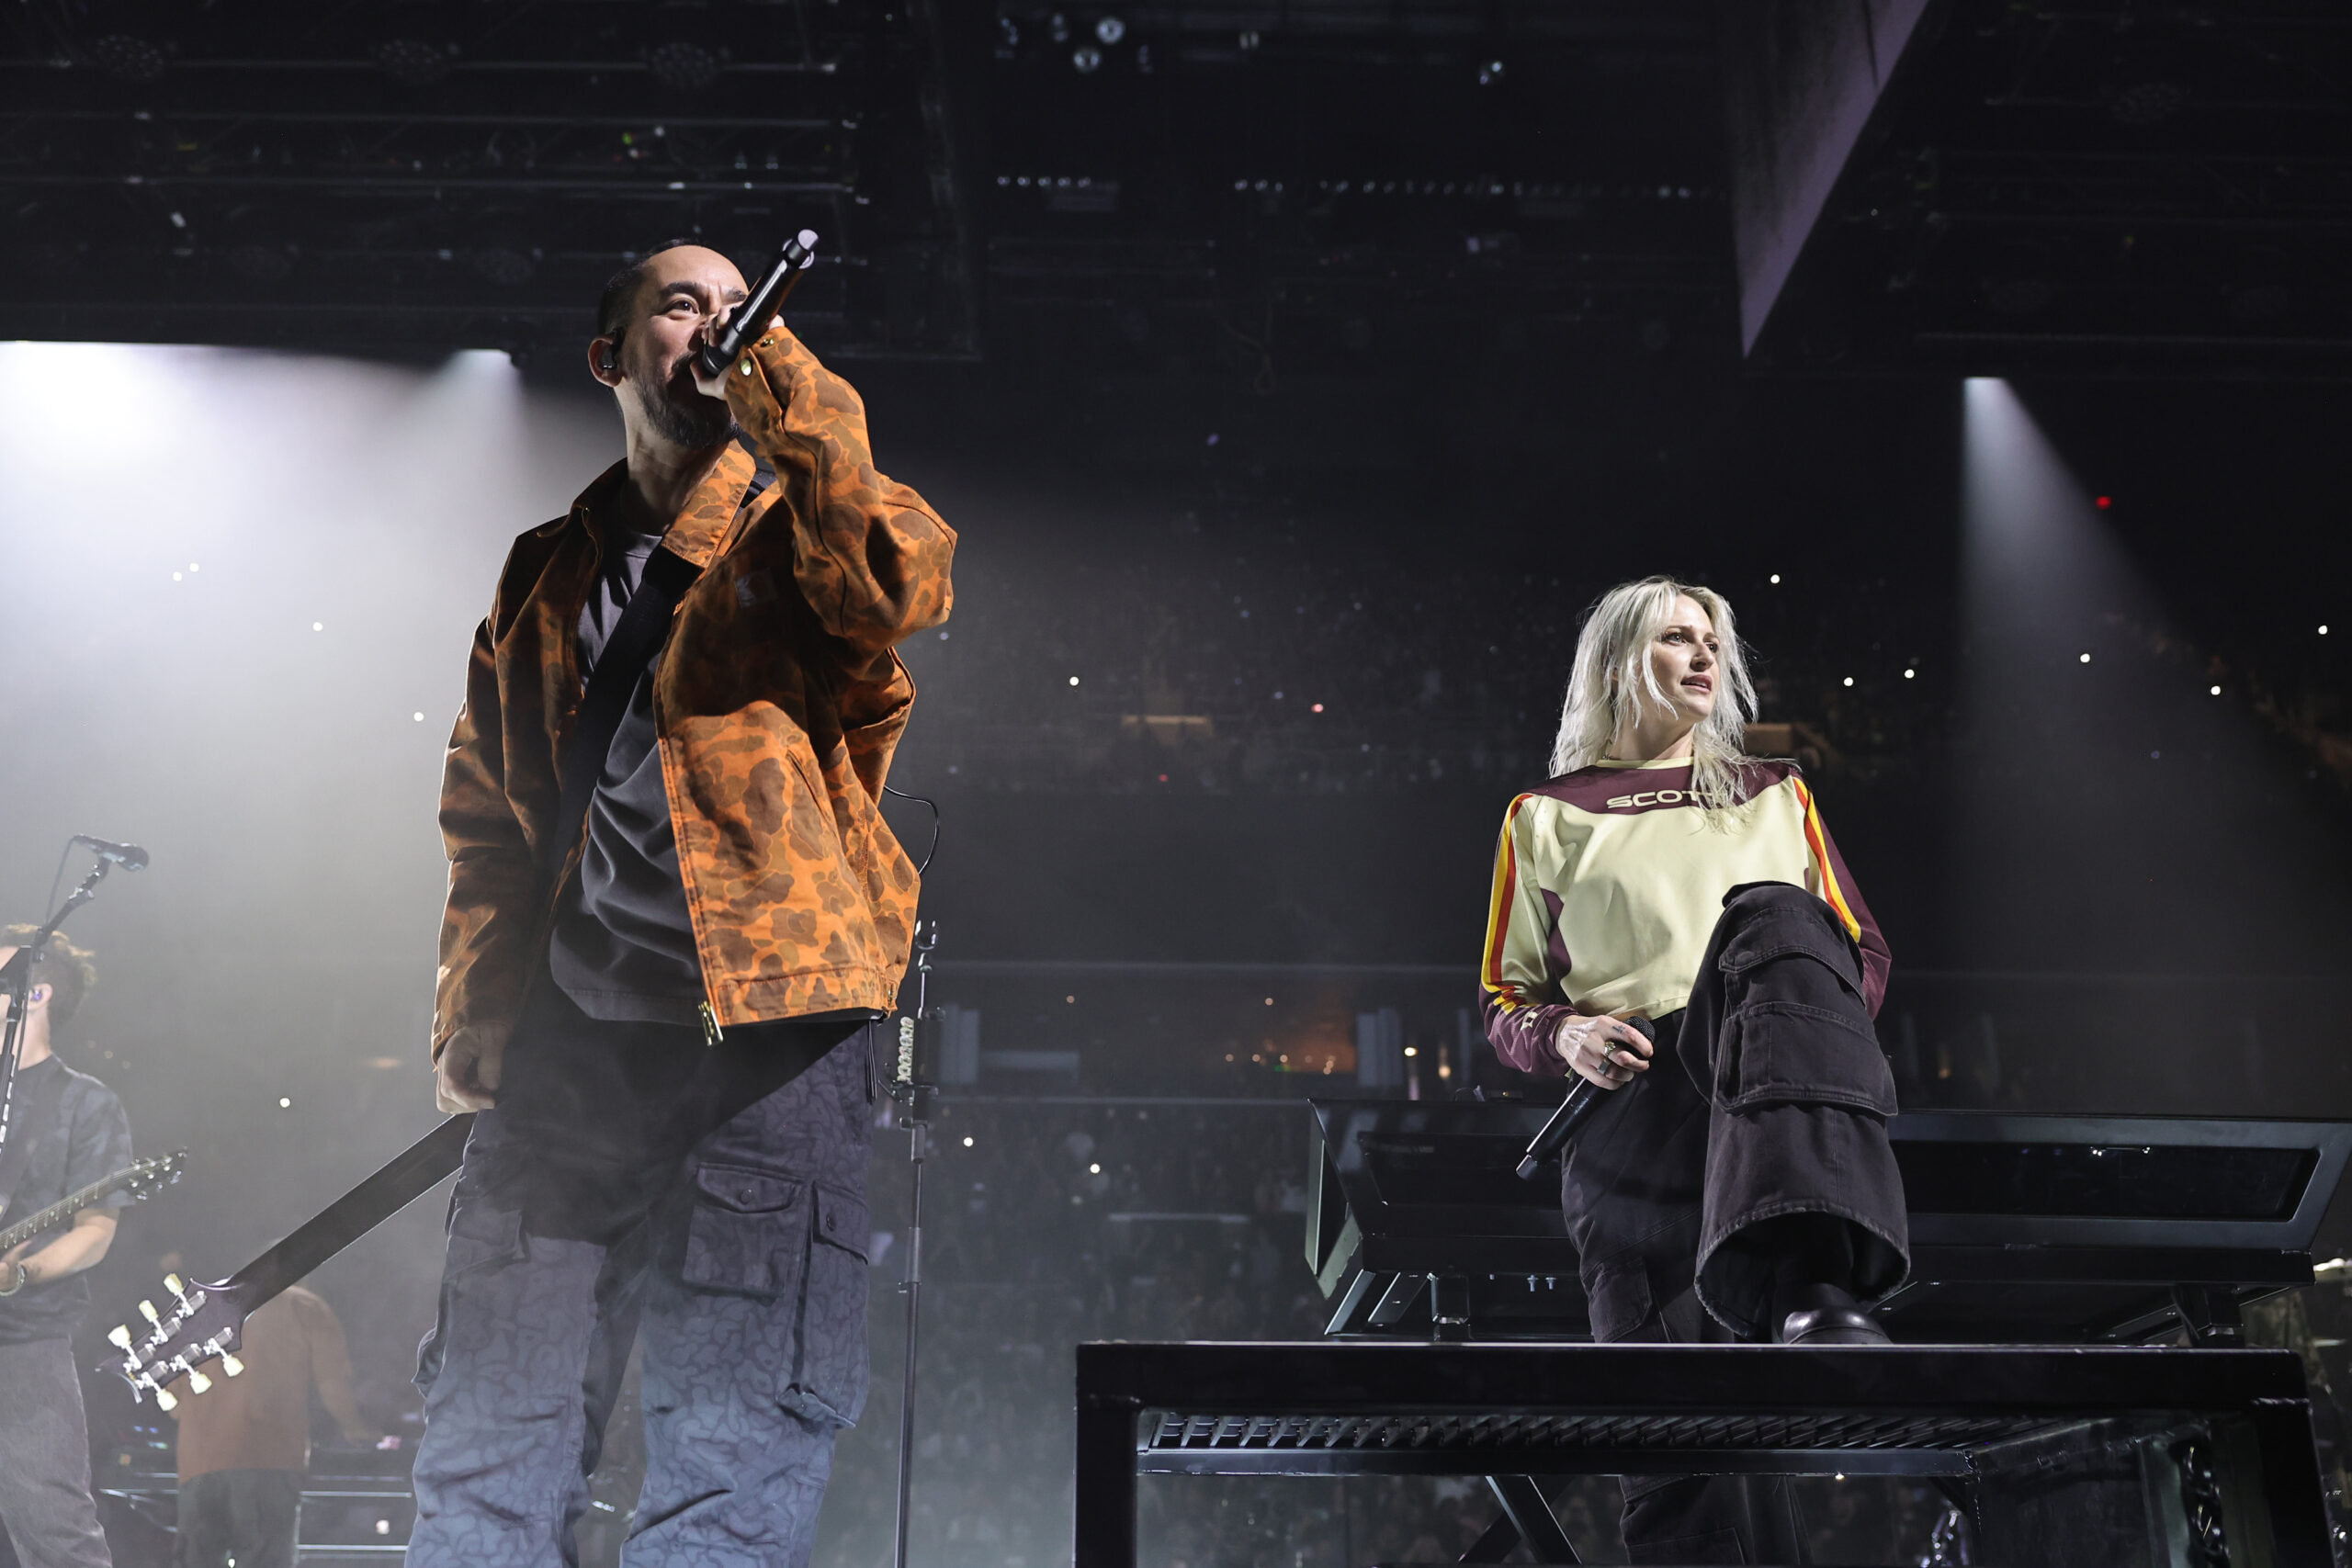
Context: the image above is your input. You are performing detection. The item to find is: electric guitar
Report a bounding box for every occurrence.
[107,1116,471,1410]
[1,1149,186,1274]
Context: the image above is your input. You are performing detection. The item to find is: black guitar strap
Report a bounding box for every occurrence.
[0,1063,69,1227]
[548,543,702,893]
[545,448,771,892]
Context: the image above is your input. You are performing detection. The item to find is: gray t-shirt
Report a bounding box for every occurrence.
[546,515,707,1025]
[0,1057,134,1345]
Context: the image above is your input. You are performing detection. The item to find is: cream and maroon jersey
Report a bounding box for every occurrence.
[1479,757,1890,1077]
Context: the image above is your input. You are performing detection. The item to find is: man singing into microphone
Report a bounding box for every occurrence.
[408,240,953,1566]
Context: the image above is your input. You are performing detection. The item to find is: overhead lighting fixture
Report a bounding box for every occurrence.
[89,34,168,82]
[376,39,454,86]
[1072,44,1102,73]
[225,245,295,284]
[647,40,722,93]
[1095,16,1126,44]
[472,247,536,287]
[2109,81,2185,127]
[1986,277,2055,316]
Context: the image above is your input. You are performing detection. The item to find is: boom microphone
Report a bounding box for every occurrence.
[695,230,820,379]
[74,837,150,872]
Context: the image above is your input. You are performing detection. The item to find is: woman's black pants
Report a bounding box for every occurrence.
[1561,882,1910,1564]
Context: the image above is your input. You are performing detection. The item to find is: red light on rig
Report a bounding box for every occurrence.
[2095,495,2111,509]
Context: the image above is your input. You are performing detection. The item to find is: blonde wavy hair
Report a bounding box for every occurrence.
[1547,576,1759,811]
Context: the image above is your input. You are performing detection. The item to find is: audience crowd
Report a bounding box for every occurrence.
[891,548,1939,796]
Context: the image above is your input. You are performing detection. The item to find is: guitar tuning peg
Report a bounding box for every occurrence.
[154,1386,178,1413]
[187,1369,211,1394]
[164,1272,183,1294]
[220,1351,244,1378]
[108,1325,132,1351]
[139,1300,161,1325]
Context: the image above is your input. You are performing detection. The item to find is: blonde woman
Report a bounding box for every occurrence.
[1480,577,1903,1562]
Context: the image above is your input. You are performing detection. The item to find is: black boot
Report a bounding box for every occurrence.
[1755,1213,1890,1345]
[1776,1281,1890,1346]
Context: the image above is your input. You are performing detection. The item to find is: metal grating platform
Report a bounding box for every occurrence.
[1077,1343,2335,1567]
[1145,1406,2044,1457]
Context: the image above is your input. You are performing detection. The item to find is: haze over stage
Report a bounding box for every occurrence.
[6,4,2352,1565]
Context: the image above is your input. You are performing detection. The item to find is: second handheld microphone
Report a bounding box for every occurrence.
[1516,1014,1657,1180]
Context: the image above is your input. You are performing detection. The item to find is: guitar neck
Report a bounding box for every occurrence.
[1,1171,128,1255]
[224,1113,474,1304]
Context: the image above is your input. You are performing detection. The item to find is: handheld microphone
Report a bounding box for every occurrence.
[1516,1015,1656,1180]
[74,837,150,872]
[695,230,820,379]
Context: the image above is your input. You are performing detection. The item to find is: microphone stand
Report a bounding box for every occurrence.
[0,852,117,1163]
[884,919,941,1568]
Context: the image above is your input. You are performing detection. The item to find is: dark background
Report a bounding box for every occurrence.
[4,1,2351,1563]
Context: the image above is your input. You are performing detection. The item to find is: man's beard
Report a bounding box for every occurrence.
[632,362,732,449]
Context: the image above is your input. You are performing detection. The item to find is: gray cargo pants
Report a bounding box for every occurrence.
[408,975,876,1568]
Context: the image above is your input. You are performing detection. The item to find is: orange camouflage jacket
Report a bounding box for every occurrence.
[433,327,954,1057]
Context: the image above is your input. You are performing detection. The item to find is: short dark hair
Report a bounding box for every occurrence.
[1,926,97,1028]
[595,237,707,343]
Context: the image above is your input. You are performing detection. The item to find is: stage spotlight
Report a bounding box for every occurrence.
[649,40,721,92]
[1072,44,1102,73]
[89,34,168,81]
[1095,16,1126,44]
[1478,59,1504,86]
[375,39,454,87]
[1047,12,1070,43]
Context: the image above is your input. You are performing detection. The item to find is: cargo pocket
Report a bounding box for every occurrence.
[683,1164,809,1298]
[1583,1255,1657,1345]
[413,1199,526,1394]
[791,1185,873,1426]
[1715,904,1864,1006]
[1713,1000,1896,1117]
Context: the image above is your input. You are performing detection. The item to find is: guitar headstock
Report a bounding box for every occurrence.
[108,1270,260,1411]
[119,1150,187,1201]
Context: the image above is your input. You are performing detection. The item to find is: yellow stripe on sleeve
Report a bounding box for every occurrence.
[1791,777,1861,943]
[1480,795,1532,1006]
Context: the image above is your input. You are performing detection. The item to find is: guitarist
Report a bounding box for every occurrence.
[0,931,130,1568]
[410,241,953,1567]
